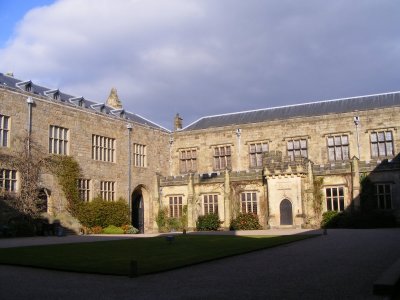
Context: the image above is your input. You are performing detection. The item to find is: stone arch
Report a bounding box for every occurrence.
[38,188,51,213]
[131,185,150,233]
[280,199,293,225]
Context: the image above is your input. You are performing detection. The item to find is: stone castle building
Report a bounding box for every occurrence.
[0,72,399,232]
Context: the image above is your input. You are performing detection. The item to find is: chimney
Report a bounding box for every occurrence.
[174,113,183,131]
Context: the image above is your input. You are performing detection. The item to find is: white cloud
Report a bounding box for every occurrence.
[1,0,400,129]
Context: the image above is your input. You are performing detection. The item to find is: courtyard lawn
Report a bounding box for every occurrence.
[0,234,316,276]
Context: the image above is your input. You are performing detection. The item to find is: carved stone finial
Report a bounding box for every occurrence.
[174,113,183,131]
[106,87,123,109]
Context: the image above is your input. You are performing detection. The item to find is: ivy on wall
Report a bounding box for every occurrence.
[359,173,375,211]
[312,176,324,221]
[48,155,81,217]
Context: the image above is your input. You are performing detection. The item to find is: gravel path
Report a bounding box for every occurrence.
[0,229,398,299]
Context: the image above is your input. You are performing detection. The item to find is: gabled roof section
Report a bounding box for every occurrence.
[183,91,400,131]
[0,72,169,132]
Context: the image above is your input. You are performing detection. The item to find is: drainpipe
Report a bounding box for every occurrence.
[26,97,34,153]
[354,116,361,159]
[127,123,133,219]
[236,128,242,170]
[169,136,174,176]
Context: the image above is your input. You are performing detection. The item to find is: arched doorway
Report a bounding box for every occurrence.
[38,188,50,213]
[280,199,293,225]
[132,190,144,234]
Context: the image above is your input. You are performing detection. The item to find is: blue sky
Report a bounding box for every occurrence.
[1,0,400,130]
[0,0,55,47]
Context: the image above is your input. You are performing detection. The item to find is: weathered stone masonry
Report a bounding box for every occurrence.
[1,72,399,232]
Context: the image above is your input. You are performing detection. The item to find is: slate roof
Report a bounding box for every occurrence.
[0,73,169,132]
[183,91,400,131]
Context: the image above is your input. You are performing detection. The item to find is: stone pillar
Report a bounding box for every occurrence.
[306,160,314,220]
[223,170,231,228]
[351,156,361,210]
[153,174,161,232]
[263,177,270,228]
[187,173,195,229]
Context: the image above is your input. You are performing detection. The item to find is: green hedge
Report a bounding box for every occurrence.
[196,214,222,231]
[77,197,129,228]
[230,213,262,230]
[102,225,124,234]
[321,210,397,228]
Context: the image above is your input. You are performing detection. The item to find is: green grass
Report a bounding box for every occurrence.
[0,235,316,276]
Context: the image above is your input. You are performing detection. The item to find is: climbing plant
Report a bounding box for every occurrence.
[312,176,324,222]
[0,135,48,218]
[48,155,81,217]
[359,173,375,212]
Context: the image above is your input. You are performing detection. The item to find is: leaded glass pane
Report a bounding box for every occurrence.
[385,131,392,141]
[300,139,307,148]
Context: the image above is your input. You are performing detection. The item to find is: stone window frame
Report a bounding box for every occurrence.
[369,129,395,158]
[326,134,350,161]
[0,169,17,193]
[375,183,392,210]
[179,148,197,174]
[240,191,258,214]
[0,114,10,147]
[49,125,69,155]
[284,136,309,161]
[203,194,219,215]
[133,143,147,167]
[77,179,91,202]
[247,141,269,168]
[213,144,232,171]
[92,134,115,162]
[100,181,115,201]
[169,195,183,218]
[325,186,345,212]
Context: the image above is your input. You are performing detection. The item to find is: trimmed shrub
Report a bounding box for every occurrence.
[196,214,222,231]
[321,211,340,228]
[156,207,168,232]
[156,207,188,232]
[77,197,129,228]
[8,218,36,237]
[322,210,397,229]
[166,218,182,232]
[90,226,103,234]
[230,213,262,230]
[121,224,139,234]
[102,225,124,234]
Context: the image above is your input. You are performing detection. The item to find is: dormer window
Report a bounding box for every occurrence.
[16,80,33,92]
[25,83,32,92]
[110,109,125,118]
[44,89,60,101]
[69,96,85,107]
[90,103,106,113]
[53,91,60,100]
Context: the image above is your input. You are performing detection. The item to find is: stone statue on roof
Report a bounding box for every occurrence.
[106,87,123,109]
